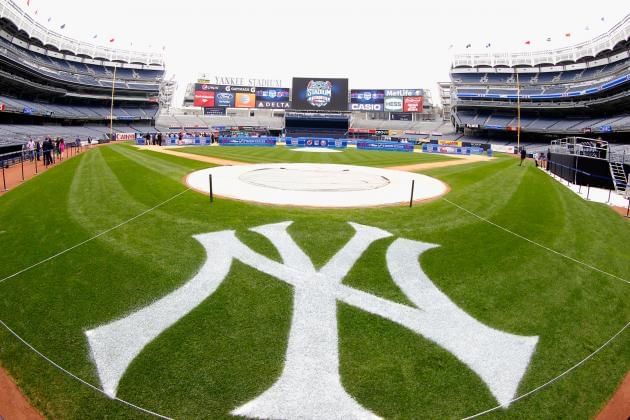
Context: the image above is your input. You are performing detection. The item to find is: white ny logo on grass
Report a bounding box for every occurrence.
[86,222,538,419]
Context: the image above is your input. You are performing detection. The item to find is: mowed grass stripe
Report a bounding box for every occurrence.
[0,145,627,419]
[178,145,453,167]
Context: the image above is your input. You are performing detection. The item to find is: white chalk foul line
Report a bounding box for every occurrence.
[0,189,191,418]
[0,188,191,286]
[462,321,630,419]
[442,198,629,285]
[0,319,172,419]
[442,198,630,418]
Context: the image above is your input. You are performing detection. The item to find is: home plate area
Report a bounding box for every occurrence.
[186,163,448,207]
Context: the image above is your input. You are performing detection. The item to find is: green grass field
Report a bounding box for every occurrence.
[176,145,454,166]
[0,143,628,419]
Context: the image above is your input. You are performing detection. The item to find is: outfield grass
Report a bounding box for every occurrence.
[176,145,454,166]
[0,143,628,419]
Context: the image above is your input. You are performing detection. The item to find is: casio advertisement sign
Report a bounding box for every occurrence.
[350,103,384,111]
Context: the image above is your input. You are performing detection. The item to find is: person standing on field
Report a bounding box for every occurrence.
[519,148,526,166]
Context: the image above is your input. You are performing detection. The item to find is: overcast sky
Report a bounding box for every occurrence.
[20,0,630,103]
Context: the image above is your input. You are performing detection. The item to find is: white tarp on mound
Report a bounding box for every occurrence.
[186,163,448,207]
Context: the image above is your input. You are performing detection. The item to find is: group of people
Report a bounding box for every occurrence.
[144,132,164,146]
[519,147,549,169]
[24,137,87,166]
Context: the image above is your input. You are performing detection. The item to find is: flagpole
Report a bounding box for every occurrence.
[516,72,521,152]
[110,66,117,141]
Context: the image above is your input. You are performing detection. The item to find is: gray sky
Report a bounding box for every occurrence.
[21,0,630,103]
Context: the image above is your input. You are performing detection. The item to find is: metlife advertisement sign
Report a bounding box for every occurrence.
[291,78,349,111]
[349,90,385,111]
[385,89,424,97]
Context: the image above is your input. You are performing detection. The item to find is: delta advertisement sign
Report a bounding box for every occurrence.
[194,84,290,109]
[255,88,291,109]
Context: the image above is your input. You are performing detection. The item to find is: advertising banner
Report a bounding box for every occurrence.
[356,140,414,153]
[491,145,516,154]
[350,103,384,111]
[385,89,424,97]
[235,93,256,108]
[348,128,375,135]
[219,137,277,147]
[204,107,226,116]
[438,139,463,147]
[291,78,349,111]
[195,84,257,108]
[194,91,215,107]
[285,138,348,149]
[403,96,423,113]
[256,88,290,109]
[115,133,137,141]
[195,84,256,94]
[390,112,412,121]
[384,97,404,112]
[349,89,385,111]
[215,92,235,108]
[423,144,490,156]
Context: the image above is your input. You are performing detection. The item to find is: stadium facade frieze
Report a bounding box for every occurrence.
[198,75,284,88]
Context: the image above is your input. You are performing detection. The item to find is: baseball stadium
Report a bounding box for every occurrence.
[0,0,628,418]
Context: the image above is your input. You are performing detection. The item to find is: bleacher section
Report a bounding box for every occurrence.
[0,0,165,137]
[450,13,630,140]
[0,36,163,91]
[0,95,158,120]
[454,111,630,134]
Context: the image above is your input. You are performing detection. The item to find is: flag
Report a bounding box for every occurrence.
[525,40,531,45]
[60,24,65,29]
[565,32,571,37]
[109,38,115,43]
[465,43,471,48]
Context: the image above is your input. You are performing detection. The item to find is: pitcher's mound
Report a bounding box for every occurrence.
[186,163,448,208]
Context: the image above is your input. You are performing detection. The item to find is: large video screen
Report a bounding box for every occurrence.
[291,78,349,111]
